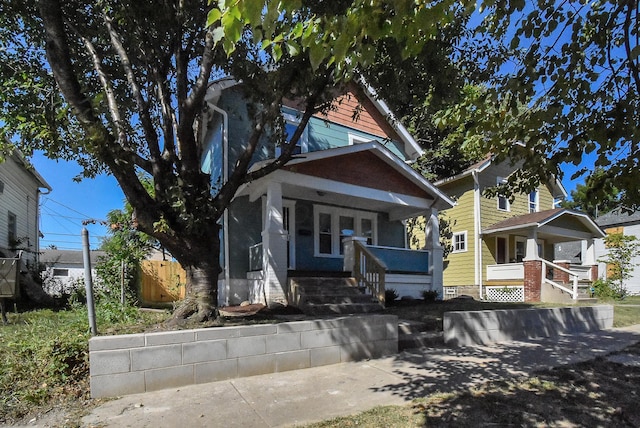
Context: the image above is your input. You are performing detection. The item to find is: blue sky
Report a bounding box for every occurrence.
[32,152,124,251]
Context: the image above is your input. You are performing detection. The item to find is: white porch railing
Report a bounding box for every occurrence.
[486,263,525,280]
[541,259,579,300]
[353,240,387,306]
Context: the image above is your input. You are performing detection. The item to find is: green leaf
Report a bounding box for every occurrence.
[308,41,326,70]
[206,9,222,27]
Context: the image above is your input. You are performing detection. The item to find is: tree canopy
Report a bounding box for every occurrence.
[437,0,640,207]
[1,0,471,320]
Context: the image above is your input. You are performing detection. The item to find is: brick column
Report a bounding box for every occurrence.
[590,264,598,281]
[523,259,542,302]
[553,260,570,283]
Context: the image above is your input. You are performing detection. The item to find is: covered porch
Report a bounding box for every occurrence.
[481,209,605,303]
[226,142,454,308]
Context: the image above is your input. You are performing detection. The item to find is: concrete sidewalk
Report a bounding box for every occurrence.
[82,325,640,428]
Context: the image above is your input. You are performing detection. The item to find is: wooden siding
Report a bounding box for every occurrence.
[284,151,432,199]
[438,176,477,286]
[139,260,186,304]
[0,156,43,261]
[436,160,561,287]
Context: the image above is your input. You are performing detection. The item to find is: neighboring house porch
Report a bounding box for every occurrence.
[220,142,454,310]
[474,209,605,303]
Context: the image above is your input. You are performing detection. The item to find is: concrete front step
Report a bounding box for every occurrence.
[291,276,383,315]
[398,331,444,350]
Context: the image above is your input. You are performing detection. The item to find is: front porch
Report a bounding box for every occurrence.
[477,209,605,303]
[223,143,454,310]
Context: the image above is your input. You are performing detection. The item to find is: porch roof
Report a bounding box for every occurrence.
[482,208,605,242]
[236,142,455,220]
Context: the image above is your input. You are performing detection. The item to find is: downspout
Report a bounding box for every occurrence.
[472,170,483,299]
[36,186,51,266]
[209,104,230,304]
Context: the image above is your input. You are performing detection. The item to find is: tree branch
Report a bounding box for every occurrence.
[103,12,161,162]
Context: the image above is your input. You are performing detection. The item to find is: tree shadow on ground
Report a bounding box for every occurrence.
[368,329,640,426]
[415,348,640,427]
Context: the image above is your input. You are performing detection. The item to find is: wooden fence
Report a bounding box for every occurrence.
[139,260,186,305]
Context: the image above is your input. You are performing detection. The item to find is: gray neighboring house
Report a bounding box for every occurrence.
[594,208,640,296]
[41,249,107,296]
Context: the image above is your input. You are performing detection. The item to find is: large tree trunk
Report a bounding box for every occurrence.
[164,222,222,322]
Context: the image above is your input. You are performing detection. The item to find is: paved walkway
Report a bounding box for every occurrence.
[82,325,640,428]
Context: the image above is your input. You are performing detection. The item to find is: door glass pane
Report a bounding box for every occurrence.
[516,241,525,262]
[339,216,355,254]
[319,213,332,254]
[497,237,507,264]
[361,218,373,245]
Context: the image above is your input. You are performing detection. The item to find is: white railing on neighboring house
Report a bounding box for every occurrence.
[486,263,525,281]
[541,259,579,300]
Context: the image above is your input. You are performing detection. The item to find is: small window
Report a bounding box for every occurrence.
[7,212,17,245]
[53,268,69,277]
[529,190,539,213]
[452,231,467,253]
[276,112,308,156]
[497,177,510,211]
[348,133,374,145]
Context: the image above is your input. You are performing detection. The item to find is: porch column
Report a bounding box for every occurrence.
[583,238,599,280]
[261,181,288,307]
[343,236,367,273]
[523,228,542,302]
[424,210,443,296]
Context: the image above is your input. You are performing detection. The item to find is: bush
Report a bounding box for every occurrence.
[422,289,439,302]
[385,288,399,305]
[592,278,627,301]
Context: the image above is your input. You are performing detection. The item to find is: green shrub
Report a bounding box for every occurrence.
[385,288,399,305]
[421,289,439,302]
[592,278,627,300]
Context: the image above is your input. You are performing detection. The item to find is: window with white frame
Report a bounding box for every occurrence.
[529,190,539,213]
[313,205,377,257]
[497,177,510,211]
[348,133,375,145]
[452,231,467,253]
[276,112,308,157]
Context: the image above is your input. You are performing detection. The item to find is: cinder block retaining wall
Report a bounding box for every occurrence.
[89,314,398,398]
[444,305,613,347]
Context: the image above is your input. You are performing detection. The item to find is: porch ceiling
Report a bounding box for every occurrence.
[239,169,434,221]
[482,208,606,243]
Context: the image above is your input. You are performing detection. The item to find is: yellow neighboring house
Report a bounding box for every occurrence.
[419,156,606,303]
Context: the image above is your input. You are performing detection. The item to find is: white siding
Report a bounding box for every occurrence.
[0,155,45,264]
[595,224,640,295]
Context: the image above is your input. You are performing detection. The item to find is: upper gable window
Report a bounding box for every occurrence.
[497,177,510,211]
[348,133,375,145]
[529,190,539,213]
[276,113,308,157]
